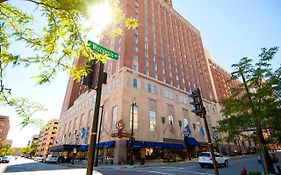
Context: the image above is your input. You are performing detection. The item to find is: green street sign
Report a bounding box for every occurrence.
[87,40,119,61]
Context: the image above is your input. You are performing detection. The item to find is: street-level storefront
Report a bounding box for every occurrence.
[184,136,201,158]
[50,138,202,164]
[49,140,116,163]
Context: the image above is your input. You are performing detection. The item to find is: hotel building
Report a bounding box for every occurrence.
[53,0,249,163]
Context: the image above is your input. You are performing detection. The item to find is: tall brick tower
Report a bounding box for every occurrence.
[57,0,227,164]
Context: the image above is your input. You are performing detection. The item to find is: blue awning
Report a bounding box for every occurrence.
[166,143,185,149]
[144,141,167,149]
[126,140,144,148]
[49,144,77,152]
[184,136,200,146]
[104,140,115,148]
[97,142,104,149]
[78,144,89,151]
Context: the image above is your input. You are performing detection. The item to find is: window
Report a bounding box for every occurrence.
[102,111,108,131]
[133,55,138,61]
[147,84,152,93]
[133,78,138,88]
[153,85,157,94]
[112,106,118,130]
[134,46,138,52]
[145,61,149,67]
[134,37,138,43]
[145,70,149,76]
[168,115,174,125]
[149,111,156,132]
[133,64,138,71]
[130,105,138,130]
[134,30,138,36]
[183,118,188,127]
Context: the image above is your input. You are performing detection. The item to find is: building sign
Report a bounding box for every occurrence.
[115,119,125,130]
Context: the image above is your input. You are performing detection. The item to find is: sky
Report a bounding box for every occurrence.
[1,0,281,147]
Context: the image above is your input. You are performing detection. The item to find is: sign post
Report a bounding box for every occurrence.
[86,41,119,175]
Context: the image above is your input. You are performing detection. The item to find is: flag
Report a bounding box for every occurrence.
[183,124,191,136]
[199,127,205,136]
[81,127,88,139]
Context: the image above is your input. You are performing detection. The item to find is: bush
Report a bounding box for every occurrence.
[248,172,262,175]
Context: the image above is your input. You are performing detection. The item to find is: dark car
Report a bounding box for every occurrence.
[1,156,10,163]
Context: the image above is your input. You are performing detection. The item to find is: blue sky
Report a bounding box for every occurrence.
[1,0,281,147]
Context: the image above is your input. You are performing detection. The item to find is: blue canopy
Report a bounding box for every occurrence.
[78,144,89,151]
[126,140,145,148]
[166,143,185,149]
[144,141,167,149]
[184,136,200,146]
[104,140,115,148]
[49,144,77,152]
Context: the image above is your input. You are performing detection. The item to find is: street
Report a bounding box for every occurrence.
[1,153,281,175]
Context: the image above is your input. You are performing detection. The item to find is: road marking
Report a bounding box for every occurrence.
[147,170,174,175]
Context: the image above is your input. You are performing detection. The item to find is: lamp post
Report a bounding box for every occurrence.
[129,102,137,165]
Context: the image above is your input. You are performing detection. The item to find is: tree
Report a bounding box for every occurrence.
[0,0,137,127]
[217,47,281,174]
[0,140,15,156]
[20,140,38,157]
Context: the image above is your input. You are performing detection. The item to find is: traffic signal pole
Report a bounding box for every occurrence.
[86,63,104,175]
[189,88,219,175]
[201,109,219,175]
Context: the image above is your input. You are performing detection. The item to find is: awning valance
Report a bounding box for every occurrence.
[104,140,115,148]
[184,136,200,147]
[166,143,185,149]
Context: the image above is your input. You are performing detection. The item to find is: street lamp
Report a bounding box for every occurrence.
[129,102,137,165]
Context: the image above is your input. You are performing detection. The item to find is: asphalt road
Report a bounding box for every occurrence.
[1,153,281,175]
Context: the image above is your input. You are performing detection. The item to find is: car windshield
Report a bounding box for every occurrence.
[199,153,210,157]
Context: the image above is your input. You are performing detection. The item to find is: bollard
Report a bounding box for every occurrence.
[241,167,247,175]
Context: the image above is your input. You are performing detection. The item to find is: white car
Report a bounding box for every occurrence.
[45,154,59,163]
[198,152,229,168]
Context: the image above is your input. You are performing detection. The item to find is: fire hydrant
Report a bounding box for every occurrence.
[240,167,247,175]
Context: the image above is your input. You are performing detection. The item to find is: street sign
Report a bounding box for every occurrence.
[88,40,119,61]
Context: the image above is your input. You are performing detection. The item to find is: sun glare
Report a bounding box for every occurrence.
[87,1,113,31]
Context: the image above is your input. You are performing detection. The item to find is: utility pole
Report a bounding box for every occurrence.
[189,88,219,175]
[86,62,105,175]
[94,105,104,167]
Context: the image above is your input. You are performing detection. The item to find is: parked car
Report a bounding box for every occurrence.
[198,152,229,168]
[1,156,11,163]
[45,154,59,163]
[34,156,44,162]
[257,151,279,163]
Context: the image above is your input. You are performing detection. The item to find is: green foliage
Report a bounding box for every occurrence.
[20,141,38,156]
[248,172,262,175]
[0,0,138,127]
[0,141,14,156]
[218,47,281,143]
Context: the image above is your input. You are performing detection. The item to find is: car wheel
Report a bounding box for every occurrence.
[224,160,228,167]
[200,164,204,168]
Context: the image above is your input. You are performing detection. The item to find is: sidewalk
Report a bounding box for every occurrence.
[60,158,198,169]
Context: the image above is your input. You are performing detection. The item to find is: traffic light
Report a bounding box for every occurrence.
[188,88,205,116]
[81,60,96,89]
